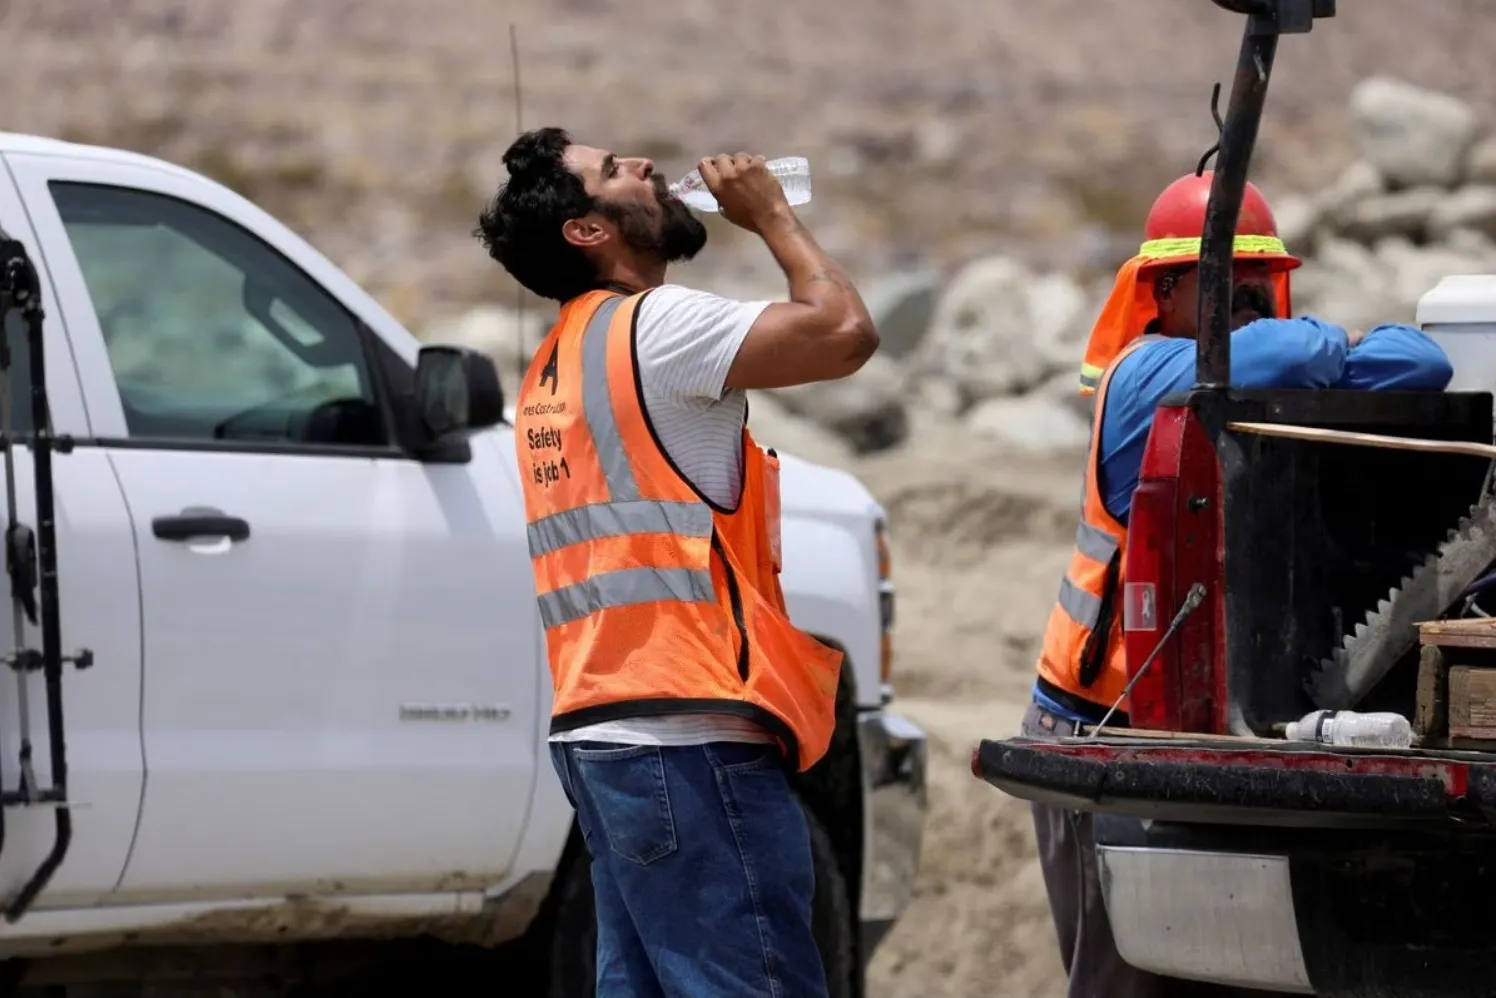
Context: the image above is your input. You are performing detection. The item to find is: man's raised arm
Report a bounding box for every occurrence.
[697,153,879,391]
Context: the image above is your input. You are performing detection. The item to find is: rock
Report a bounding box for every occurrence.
[1429,186,1496,241]
[1445,227,1496,260]
[1372,239,1486,317]
[1292,238,1395,329]
[965,392,1092,454]
[914,118,961,166]
[1467,138,1496,186]
[915,255,1087,406]
[1273,193,1324,255]
[1035,369,1095,425]
[907,375,964,418]
[767,353,909,455]
[1334,187,1443,243]
[1027,272,1092,370]
[1348,77,1479,189]
[861,270,941,359]
[1319,161,1385,226]
[745,392,854,470]
[1313,236,1383,282]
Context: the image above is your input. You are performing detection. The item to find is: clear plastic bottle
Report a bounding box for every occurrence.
[1282,709,1413,749]
[669,156,812,213]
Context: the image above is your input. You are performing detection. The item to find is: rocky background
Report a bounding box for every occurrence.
[7,2,1496,995]
[439,76,1496,468]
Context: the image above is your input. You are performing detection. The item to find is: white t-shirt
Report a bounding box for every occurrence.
[551,285,779,747]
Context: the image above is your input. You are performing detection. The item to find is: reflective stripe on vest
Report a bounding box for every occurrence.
[525,295,714,627]
[1052,334,1157,629]
[1035,334,1159,707]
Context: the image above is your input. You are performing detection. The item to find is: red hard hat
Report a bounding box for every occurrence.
[1138,171,1301,273]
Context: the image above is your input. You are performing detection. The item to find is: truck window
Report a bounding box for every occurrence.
[47,182,388,450]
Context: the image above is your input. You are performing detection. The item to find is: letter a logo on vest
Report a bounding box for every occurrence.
[538,343,560,395]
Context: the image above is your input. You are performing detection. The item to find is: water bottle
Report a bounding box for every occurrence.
[1282,709,1413,749]
[669,156,812,213]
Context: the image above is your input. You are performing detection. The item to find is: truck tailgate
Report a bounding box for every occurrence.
[974,734,1496,828]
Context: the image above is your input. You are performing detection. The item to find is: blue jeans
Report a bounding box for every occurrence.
[550,740,828,998]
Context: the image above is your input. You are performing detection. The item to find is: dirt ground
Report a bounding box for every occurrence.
[836,413,1087,998]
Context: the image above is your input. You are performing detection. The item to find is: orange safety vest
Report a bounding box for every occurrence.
[1036,334,1161,716]
[514,288,844,772]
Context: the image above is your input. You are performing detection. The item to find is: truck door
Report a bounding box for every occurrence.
[0,155,143,910]
[5,152,540,901]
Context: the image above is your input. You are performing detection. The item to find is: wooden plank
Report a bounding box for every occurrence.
[1419,619,1496,650]
[1448,665,1496,739]
[1415,644,1449,741]
[1228,421,1496,460]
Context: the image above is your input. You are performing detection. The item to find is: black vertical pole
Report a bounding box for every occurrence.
[1195,19,1279,391]
[1197,0,1335,391]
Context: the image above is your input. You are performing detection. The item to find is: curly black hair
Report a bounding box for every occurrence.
[473,127,599,302]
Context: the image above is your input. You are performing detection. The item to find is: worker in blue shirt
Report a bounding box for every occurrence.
[1097,296,1453,524]
[1023,170,1452,998]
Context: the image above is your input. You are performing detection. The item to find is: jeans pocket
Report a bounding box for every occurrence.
[706,741,781,773]
[572,744,678,866]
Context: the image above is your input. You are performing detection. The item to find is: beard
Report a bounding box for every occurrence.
[599,177,708,263]
[1230,282,1277,328]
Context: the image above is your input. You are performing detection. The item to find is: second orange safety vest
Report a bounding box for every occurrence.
[513,289,844,772]
[1036,334,1161,715]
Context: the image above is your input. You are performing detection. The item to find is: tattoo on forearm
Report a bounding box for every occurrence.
[807,268,856,293]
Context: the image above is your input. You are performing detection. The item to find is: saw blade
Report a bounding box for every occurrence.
[1306,493,1496,710]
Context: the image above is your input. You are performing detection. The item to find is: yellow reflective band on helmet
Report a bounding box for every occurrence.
[1138,234,1289,260]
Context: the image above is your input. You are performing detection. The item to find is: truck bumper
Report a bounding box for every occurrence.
[1095,839,1315,994]
[1092,816,1496,998]
[854,708,927,956]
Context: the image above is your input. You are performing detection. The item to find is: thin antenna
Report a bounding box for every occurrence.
[509,23,527,386]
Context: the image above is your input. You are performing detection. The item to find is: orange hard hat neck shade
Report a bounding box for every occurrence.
[1077,171,1301,394]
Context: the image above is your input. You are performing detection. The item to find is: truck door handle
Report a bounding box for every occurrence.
[152,510,251,543]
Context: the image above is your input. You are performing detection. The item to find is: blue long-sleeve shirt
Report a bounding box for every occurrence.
[1096,318,1454,522]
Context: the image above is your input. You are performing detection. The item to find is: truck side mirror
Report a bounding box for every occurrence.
[414,345,506,439]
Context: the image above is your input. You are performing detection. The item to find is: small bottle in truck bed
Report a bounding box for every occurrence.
[1282,708,1413,748]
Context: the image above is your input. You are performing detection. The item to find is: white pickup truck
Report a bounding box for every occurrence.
[0,132,928,996]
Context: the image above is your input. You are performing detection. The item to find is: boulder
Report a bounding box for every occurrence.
[1467,137,1496,186]
[1429,186,1496,242]
[914,255,1087,407]
[1334,187,1443,244]
[1028,271,1093,370]
[1272,192,1325,255]
[1292,238,1396,330]
[745,392,854,470]
[1372,238,1491,321]
[1319,160,1385,227]
[1348,77,1479,189]
[1445,227,1496,260]
[1034,369,1095,425]
[767,352,909,455]
[965,392,1091,455]
[860,269,942,360]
